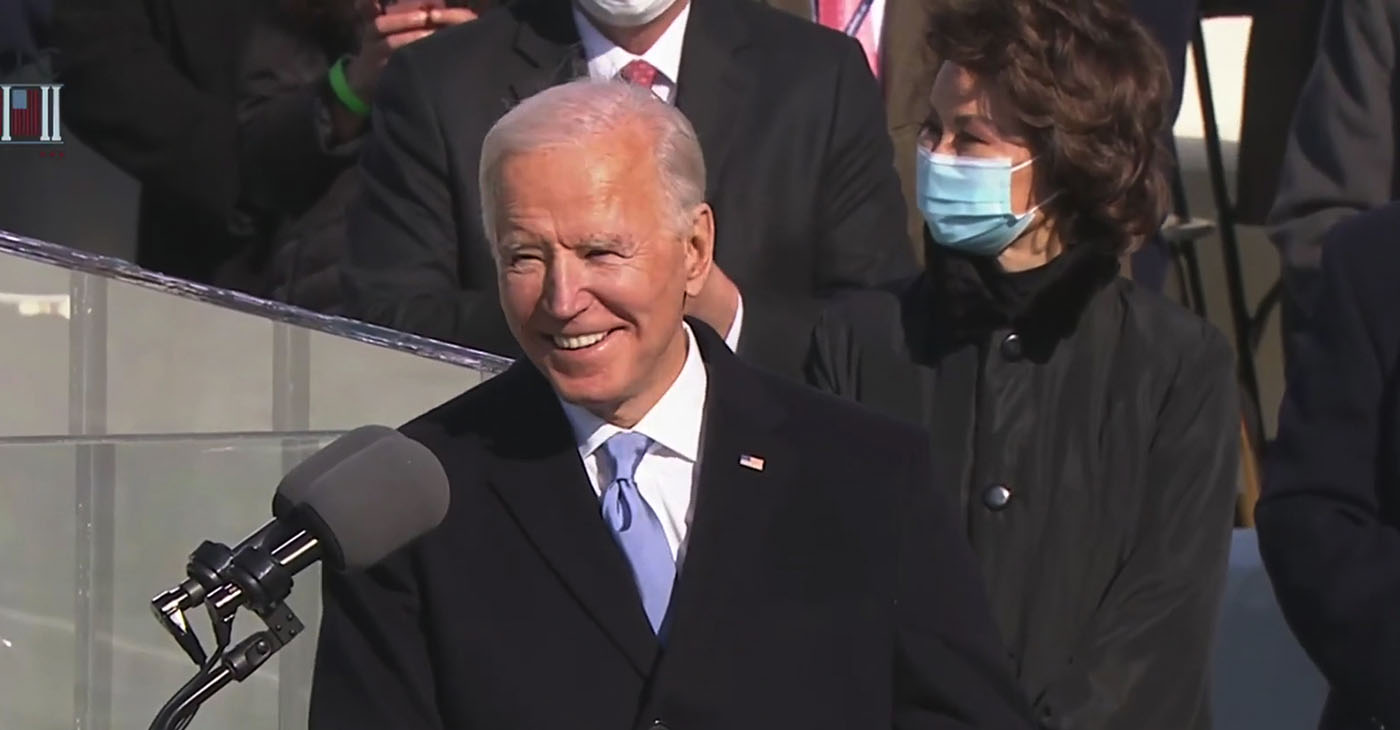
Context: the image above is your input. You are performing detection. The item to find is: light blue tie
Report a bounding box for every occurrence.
[599,432,675,634]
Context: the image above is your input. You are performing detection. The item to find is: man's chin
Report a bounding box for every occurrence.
[554,388,630,423]
[545,370,623,409]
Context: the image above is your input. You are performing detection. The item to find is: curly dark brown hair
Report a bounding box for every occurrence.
[928,0,1173,255]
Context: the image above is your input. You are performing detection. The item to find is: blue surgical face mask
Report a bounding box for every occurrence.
[916,146,1048,257]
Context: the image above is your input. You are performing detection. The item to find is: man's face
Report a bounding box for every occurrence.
[493,124,713,424]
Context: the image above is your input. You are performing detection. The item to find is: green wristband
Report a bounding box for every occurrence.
[328,56,370,118]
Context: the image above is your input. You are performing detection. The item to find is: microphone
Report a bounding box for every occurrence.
[150,426,400,661]
[203,429,451,621]
[147,427,450,730]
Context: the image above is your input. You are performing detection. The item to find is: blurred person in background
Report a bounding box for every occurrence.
[52,0,262,289]
[805,0,1239,726]
[0,0,52,80]
[1267,0,1399,366]
[1233,0,1327,229]
[1257,201,1400,730]
[339,0,916,375]
[237,0,481,312]
[752,0,941,256]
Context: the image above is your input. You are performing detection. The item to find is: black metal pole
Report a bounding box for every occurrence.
[1191,19,1266,444]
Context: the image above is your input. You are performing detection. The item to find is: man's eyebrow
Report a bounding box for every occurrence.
[498,233,542,248]
[571,234,636,250]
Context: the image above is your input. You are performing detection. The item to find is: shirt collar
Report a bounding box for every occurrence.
[558,323,708,464]
[571,0,690,86]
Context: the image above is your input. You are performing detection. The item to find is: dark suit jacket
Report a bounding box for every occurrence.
[1235,0,1327,227]
[760,0,936,258]
[806,245,1238,730]
[309,319,1034,730]
[1257,201,1400,730]
[52,0,262,287]
[340,0,917,377]
[1266,0,1397,269]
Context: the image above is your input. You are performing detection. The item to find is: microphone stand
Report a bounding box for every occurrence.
[148,604,304,730]
[147,538,308,730]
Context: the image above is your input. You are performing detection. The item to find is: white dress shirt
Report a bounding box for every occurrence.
[573,1,690,103]
[571,3,745,351]
[559,324,709,564]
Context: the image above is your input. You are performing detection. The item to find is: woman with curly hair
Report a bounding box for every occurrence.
[236,0,481,311]
[805,0,1239,727]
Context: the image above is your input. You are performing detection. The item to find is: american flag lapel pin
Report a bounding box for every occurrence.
[738,454,765,472]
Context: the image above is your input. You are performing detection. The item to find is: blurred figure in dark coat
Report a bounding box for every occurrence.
[1258,201,1400,730]
[0,0,52,76]
[236,0,480,312]
[52,0,262,289]
[1267,0,1397,365]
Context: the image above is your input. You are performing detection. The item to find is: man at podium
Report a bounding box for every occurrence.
[306,80,1032,729]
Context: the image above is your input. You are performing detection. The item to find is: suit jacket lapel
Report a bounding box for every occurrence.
[655,320,793,667]
[485,363,659,676]
[675,0,756,200]
[507,0,588,104]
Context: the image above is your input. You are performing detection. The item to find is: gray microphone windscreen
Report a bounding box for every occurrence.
[272,425,398,517]
[294,432,451,571]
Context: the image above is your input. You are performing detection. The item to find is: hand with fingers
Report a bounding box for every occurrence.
[346,2,480,101]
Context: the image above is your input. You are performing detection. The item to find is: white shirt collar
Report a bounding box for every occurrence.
[572,1,690,92]
[558,323,707,464]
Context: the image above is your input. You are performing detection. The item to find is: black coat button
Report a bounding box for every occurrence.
[1000,332,1023,361]
[650,720,669,730]
[983,484,1012,511]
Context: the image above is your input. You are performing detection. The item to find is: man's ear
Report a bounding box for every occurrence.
[683,203,715,298]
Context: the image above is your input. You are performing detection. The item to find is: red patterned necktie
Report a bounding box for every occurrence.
[618,59,661,88]
[818,0,879,79]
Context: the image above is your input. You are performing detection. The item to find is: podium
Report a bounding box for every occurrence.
[0,230,508,730]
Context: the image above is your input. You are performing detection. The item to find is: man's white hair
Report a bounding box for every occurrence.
[478,79,708,245]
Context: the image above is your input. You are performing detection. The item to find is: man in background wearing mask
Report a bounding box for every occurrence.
[338,0,917,377]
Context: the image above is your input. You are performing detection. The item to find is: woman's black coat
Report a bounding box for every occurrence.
[805,244,1239,729]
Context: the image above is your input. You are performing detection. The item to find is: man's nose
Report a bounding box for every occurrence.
[541,258,590,319]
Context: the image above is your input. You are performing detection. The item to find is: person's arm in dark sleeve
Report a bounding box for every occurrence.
[892,424,1036,729]
[1256,218,1400,727]
[309,547,443,730]
[735,37,917,377]
[1267,0,1396,270]
[1040,325,1238,730]
[237,7,363,217]
[52,0,243,218]
[338,47,514,352]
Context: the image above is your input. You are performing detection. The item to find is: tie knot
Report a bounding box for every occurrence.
[618,59,660,88]
[602,431,651,483]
